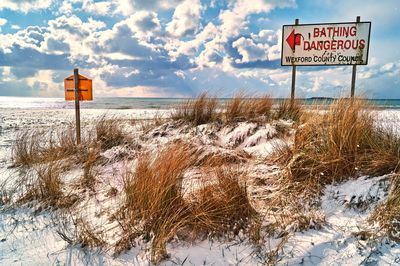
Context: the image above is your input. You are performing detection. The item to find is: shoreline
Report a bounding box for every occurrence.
[0,99,399,265]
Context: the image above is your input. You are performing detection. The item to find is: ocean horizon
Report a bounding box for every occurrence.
[1,95,400,110]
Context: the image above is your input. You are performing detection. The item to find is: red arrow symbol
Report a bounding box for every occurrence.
[286,29,302,51]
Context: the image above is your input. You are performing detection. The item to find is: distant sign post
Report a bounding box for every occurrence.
[64,69,93,145]
[281,17,371,100]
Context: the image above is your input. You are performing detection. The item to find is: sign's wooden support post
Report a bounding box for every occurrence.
[350,16,361,99]
[74,68,81,145]
[64,70,92,145]
[290,18,299,106]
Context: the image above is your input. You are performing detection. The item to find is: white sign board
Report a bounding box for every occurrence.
[281,22,371,66]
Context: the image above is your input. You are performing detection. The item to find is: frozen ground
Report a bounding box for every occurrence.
[0,108,399,265]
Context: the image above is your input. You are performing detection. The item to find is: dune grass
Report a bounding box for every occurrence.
[172,92,219,126]
[225,93,273,122]
[191,166,257,236]
[12,126,79,167]
[369,175,400,242]
[279,99,400,188]
[11,116,130,207]
[9,94,400,261]
[172,93,274,125]
[275,99,303,121]
[17,162,77,208]
[269,98,400,240]
[117,143,257,263]
[95,116,129,150]
[119,142,196,262]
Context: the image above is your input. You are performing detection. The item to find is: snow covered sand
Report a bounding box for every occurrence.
[0,107,400,265]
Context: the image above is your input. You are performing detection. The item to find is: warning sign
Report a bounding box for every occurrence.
[281,21,371,66]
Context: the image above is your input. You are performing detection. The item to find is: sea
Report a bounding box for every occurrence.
[1,96,400,110]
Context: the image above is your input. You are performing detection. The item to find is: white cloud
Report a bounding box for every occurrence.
[0,18,7,26]
[59,0,115,16]
[166,22,219,59]
[125,11,161,40]
[169,0,291,69]
[26,70,62,97]
[380,61,400,76]
[0,18,6,32]
[11,24,21,30]
[115,0,182,16]
[18,15,105,63]
[1,66,11,82]
[166,0,202,37]
[82,0,113,15]
[251,30,278,44]
[232,37,268,63]
[231,28,281,63]
[219,0,295,37]
[0,0,54,13]
[309,76,323,92]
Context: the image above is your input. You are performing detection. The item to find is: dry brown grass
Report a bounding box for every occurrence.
[119,142,197,262]
[284,99,397,186]
[262,178,325,236]
[17,162,77,208]
[172,92,219,126]
[191,167,257,236]
[369,175,400,242]
[195,150,251,167]
[75,218,107,248]
[361,125,400,176]
[95,116,128,150]
[117,143,259,263]
[80,146,100,190]
[267,98,400,238]
[134,112,166,133]
[172,93,275,125]
[56,213,106,248]
[275,99,303,121]
[225,94,273,122]
[12,126,79,167]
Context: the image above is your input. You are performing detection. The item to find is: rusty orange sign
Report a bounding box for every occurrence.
[64,74,93,101]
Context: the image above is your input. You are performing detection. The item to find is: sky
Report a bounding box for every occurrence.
[0,0,399,98]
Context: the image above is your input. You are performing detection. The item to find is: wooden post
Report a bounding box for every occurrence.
[350,16,361,99]
[74,68,81,145]
[290,18,299,106]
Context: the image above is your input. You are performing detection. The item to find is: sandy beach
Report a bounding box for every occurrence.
[0,98,399,265]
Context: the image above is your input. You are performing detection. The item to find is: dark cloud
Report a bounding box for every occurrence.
[0,46,71,70]
[130,0,183,10]
[98,24,154,57]
[46,37,70,51]
[133,13,160,31]
[232,59,281,69]
[0,80,35,96]
[10,67,37,78]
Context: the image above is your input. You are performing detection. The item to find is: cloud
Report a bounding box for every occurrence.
[59,0,116,16]
[0,0,399,99]
[0,18,6,33]
[218,0,295,37]
[115,0,182,16]
[82,0,113,16]
[166,0,202,37]
[26,70,63,96]
[94,19,157,58]
[0,0,54,13]
[123,11,161,42]
[166,22,219,60]
[232,29,281,64]
[0,18,6,27]
[232,37,268,63]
